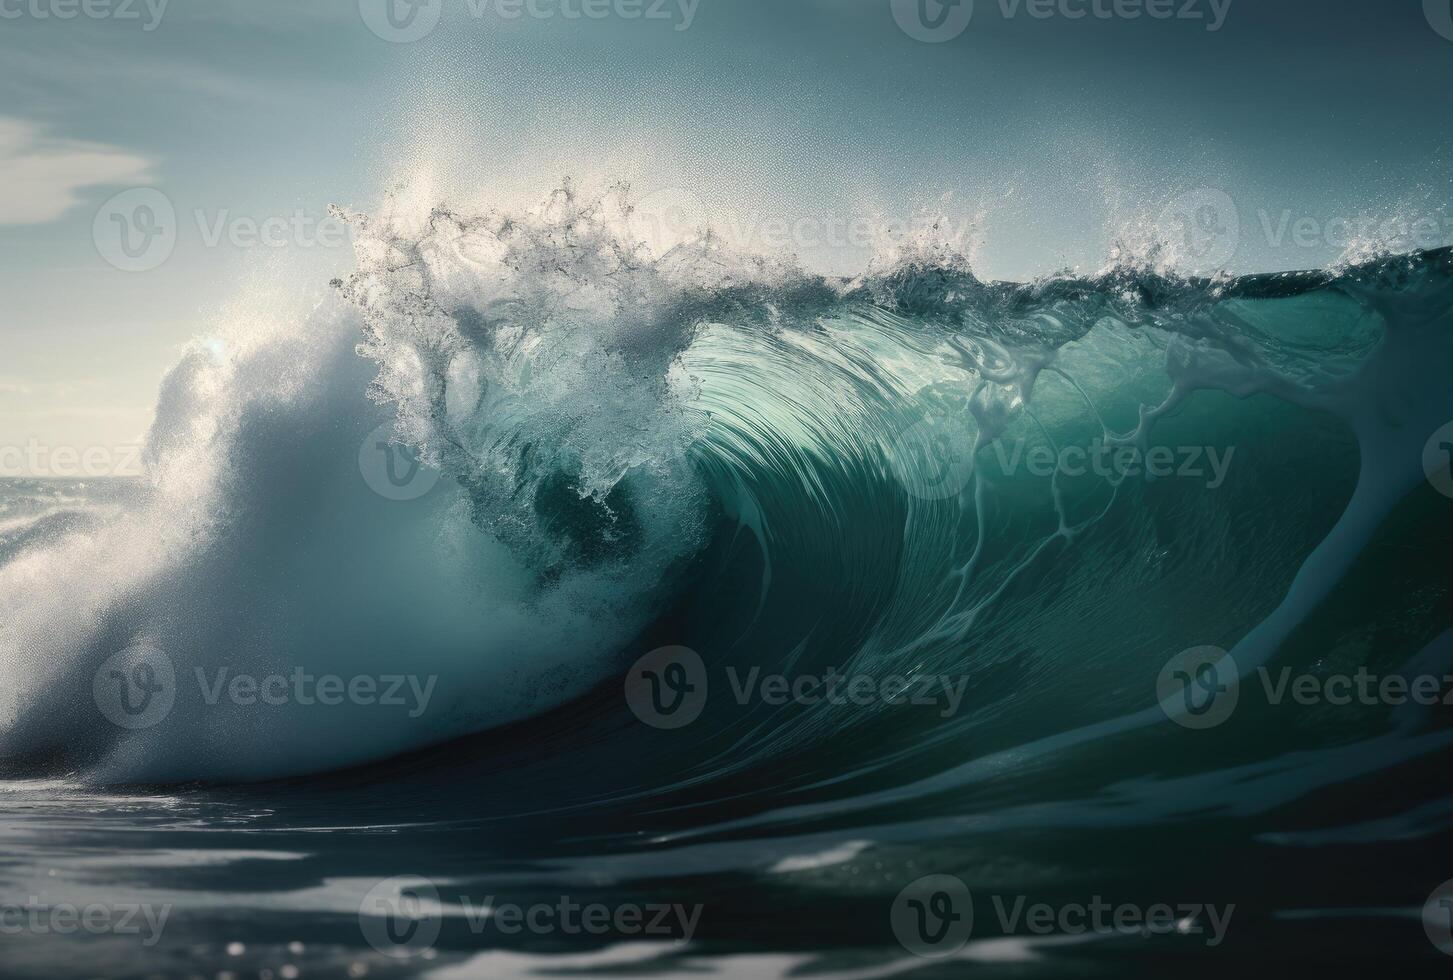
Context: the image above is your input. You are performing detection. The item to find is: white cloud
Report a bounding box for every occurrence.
[0,117,155,225]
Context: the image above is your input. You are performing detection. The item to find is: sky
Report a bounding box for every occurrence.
[1,0,1451,469]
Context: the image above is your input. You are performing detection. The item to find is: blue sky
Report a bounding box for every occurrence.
[1,0,1451,465]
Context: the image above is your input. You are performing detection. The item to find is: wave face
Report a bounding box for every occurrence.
[1,185,1451,812]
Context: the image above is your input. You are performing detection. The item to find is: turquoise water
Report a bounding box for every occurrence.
[1,197,1451,976]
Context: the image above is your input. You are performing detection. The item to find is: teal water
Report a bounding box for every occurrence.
[1,196,1451,976]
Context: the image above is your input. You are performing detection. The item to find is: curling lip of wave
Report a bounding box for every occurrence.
[0,180,1449,787]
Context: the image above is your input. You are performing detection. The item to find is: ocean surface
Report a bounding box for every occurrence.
[1,191,1452,977]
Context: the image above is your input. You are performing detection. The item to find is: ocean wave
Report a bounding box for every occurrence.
[1,184,1450,801]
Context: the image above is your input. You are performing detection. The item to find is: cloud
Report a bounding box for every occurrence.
[0,117,155,225]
